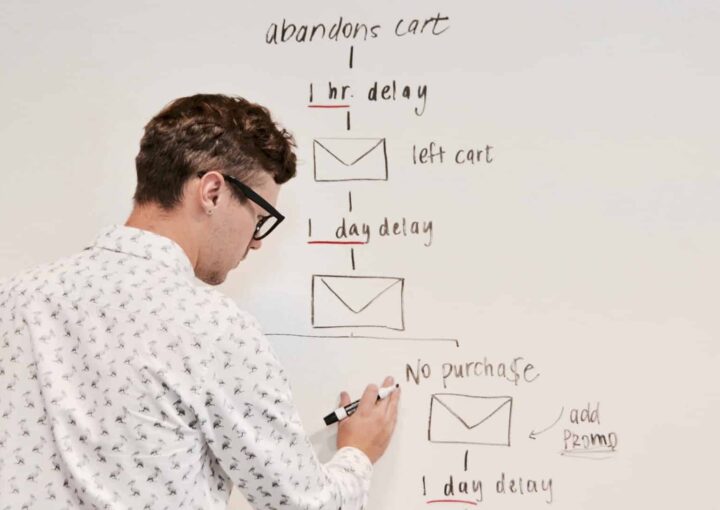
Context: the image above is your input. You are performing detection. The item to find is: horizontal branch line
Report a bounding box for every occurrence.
[266,333,459,347]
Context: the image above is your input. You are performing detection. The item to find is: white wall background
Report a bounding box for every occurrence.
[1,1,719,508]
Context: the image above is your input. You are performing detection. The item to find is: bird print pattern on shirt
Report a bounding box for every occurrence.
[0,225,372,510]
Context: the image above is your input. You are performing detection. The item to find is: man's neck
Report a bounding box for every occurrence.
[125,204,200,269]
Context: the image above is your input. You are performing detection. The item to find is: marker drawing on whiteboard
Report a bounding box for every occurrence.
[265,333,460,347]
[323,384,399,426]
[311,274,406,330]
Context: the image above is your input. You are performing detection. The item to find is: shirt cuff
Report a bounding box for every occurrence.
[326,446,374,508]
[335,446,374,476]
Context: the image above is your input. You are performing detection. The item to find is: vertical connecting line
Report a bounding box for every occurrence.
[308,218,312,237]
[349,45,354,69]
[348,191,353,212]
[346,110,351,131]
[350,248,356,270]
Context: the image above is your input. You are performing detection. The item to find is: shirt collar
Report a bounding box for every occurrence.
[88,225,196,281]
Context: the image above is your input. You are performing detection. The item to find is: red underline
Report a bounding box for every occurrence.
[426,500,478,506]
[308,241,366,245]
[307,104,350,108]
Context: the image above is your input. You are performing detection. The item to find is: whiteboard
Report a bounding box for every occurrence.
[1,1,718,508]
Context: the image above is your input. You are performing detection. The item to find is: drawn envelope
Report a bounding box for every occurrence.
[311,275,404,330]
[313,138,388,182]
[428,394,512,446]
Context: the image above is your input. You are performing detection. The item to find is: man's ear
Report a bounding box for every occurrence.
[198,172,224,210]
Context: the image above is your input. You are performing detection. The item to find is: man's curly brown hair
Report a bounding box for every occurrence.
[133,94,297,209]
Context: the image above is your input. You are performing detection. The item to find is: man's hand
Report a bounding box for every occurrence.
[336,376,400,464]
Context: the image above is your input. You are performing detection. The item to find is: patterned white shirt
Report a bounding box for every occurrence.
[0,225,372,510]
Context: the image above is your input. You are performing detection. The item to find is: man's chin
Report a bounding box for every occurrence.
[200,271,227,286]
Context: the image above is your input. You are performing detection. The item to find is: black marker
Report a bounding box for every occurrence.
[323,384,400,426]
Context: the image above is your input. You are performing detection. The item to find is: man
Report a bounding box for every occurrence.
[0,94,400,509]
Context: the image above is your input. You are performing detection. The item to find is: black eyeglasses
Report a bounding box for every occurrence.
[197,171,284,240]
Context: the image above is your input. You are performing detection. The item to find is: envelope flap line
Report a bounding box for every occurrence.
[320,278,401,314]
[315,139,385,166]
[433,396,511,430]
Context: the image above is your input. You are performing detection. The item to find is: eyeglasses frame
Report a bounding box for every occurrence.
[196,170,284,240]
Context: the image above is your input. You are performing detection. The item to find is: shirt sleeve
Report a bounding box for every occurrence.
[191,309,373,510]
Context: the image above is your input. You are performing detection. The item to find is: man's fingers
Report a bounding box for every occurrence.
[339,391,351,407]
[336,379,401,464]
[353,377,397,416]
[357,384,379,414]
[378,376,395,412]
[385,384,400,417]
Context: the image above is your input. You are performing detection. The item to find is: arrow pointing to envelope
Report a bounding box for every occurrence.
[529,407,564,440]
